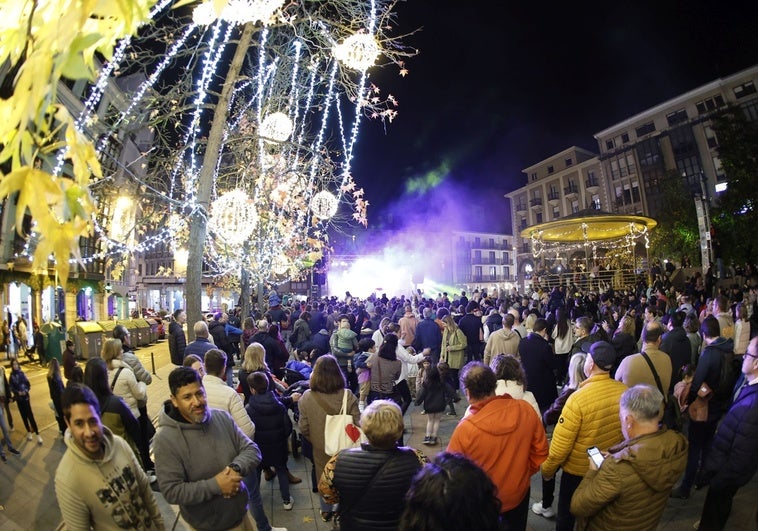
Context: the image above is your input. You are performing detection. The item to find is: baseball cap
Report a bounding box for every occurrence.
[582,340,616,371]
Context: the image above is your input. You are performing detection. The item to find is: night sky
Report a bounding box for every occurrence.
[350,0,758,234]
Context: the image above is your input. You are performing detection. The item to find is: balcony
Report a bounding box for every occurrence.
[547,191,560,206]
[529,197,543,211]
[564,183,579,198]
[515,202,527,212]
[585,177,600,192]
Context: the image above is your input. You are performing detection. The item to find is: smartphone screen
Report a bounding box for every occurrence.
[587,446,604,468]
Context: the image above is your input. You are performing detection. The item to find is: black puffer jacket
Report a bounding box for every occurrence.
[245,391,291,467]
[208,321,233,356]
[332,446,423,531]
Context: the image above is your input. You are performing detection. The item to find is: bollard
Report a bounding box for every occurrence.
[151,352,156,375]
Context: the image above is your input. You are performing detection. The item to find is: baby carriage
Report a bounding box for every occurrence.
[274,365,310,459]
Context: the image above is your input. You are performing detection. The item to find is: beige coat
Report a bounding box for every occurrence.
[615,347,672,393]
[298,389,360,481]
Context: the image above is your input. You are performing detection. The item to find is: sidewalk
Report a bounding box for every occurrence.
[1,340,756,530]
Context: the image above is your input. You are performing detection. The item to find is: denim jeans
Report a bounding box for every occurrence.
[243,467,272,531]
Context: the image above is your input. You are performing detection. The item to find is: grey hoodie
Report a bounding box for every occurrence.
[153,401,261,531]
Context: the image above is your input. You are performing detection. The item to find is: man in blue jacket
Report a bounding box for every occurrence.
[697,336,758,530]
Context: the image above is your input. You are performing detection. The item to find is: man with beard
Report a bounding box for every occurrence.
[153,367,275,531]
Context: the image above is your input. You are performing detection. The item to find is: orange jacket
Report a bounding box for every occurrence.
[447,395,548,511]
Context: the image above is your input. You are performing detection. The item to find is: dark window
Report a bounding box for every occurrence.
[637,137,663,168]
[734,81,757,99]
[565,158,573,167]
[606,139,615,150]
[741,99,758,122]
[635,122,656,137]
[666,109,688,126]
[547,165,554,174]
[621,132,630,143]
[536,212,543,223]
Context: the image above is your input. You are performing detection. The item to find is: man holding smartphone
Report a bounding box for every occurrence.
[570,385,687,530]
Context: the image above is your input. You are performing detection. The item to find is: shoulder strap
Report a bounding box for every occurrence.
[110,367,124,392]
[639,352,667,403]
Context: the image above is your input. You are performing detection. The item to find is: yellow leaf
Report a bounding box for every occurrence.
[0,167,62,235]
[32,218,90,289]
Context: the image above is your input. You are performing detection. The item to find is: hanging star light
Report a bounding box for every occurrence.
[209,189,258,246]
[333,33,380,71]
[310,190,339,219]
[259,111,294,143]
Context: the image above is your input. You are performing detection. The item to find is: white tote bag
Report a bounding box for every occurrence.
[323,389,365,455]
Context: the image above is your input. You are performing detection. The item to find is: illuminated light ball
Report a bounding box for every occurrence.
[209,190,258,246]
[272,255,291,276]
[260,111,294,143]
[192,1,217,25]
[310,190,339,219]
[333,33,380,71]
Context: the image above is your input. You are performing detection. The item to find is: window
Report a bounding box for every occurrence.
[621,132,630,143]
[571,200,579,213]
[713,156,725,178]
[632,181,641,203]
[696,95,726,114]
[530,172,537,181]
[489,238,495,247]
[474,250,482,262]
[489,251,496,263]
[474,237,481,247]
[520,218,527,230]
[503,251,510,263]
[475,266,482,278]
[734,80,757,99]
[590,194,600,210]
[553,206,560,219]
[606,139,615,150]
[489,266,497,278]
[635,122,656,137]
[547,165,554,174]
[666,108,688,126]
[741,99,758,122]
[504,266,510,278]
[565,158,573,167]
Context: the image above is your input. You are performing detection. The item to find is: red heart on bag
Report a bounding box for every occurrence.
[345,423,361,443]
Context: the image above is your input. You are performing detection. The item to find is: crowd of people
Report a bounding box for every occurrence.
[47,266,758,530]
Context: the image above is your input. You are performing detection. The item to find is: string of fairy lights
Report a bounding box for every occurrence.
[21,0,386,282]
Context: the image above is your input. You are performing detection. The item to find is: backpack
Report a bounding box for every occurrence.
[714,348,738,401]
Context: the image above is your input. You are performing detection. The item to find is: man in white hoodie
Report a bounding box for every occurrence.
[55,384,163,530]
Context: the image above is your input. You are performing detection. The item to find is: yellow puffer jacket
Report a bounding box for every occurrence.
[542,373,626,477]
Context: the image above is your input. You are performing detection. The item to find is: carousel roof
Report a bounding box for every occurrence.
[520,209,657,242]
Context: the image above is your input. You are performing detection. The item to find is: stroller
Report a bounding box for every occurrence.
[274,366,310,458]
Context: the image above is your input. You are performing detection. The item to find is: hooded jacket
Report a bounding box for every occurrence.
[447,394,548,511]
[483,327,520,366]
[660,326,692,392]
[571,428,688,531]
[55,426,163,531]
[153,402,261,531]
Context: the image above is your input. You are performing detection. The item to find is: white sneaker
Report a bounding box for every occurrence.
[26,433,32,441]
[36,435,43,445]
[271,528,288,531]
[531,501,555,518]
[283,496,294,510]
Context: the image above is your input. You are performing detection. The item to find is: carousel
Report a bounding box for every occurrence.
[520,209,658,289]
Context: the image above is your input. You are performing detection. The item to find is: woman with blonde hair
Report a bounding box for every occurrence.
[319,400,426,528]
[100,338,146,421]
[238,342,301,484]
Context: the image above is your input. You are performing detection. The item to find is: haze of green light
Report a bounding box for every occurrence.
[405,160,451,194]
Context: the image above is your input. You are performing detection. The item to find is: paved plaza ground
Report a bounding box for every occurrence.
[0,340,756,530]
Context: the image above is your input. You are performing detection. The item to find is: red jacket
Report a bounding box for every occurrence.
[447,394,548,511]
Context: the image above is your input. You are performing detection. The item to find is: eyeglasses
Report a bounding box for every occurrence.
[745,352,758,360]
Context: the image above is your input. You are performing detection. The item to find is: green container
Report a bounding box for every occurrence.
[40,322,65,362]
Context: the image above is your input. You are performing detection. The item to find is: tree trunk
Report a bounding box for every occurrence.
[185,22,256,339]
